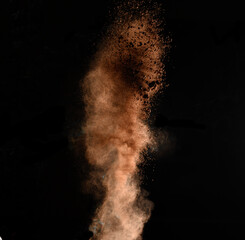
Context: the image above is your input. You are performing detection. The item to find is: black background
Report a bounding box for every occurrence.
[1,0,244,239]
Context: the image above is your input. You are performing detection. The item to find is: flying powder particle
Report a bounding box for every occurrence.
[82,1,170,239]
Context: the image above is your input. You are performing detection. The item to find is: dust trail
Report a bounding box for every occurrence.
[82,1,169,239]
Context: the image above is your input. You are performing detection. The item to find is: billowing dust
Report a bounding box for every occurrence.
[82,2,169,239]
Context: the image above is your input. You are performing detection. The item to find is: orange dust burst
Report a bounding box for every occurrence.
[82,1,169,239]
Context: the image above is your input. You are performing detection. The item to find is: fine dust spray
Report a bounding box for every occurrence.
[82,1,169,239]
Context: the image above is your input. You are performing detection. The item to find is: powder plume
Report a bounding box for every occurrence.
[82,1,169,239]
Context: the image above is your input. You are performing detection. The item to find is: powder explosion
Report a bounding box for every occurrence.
[82,2,169,239]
